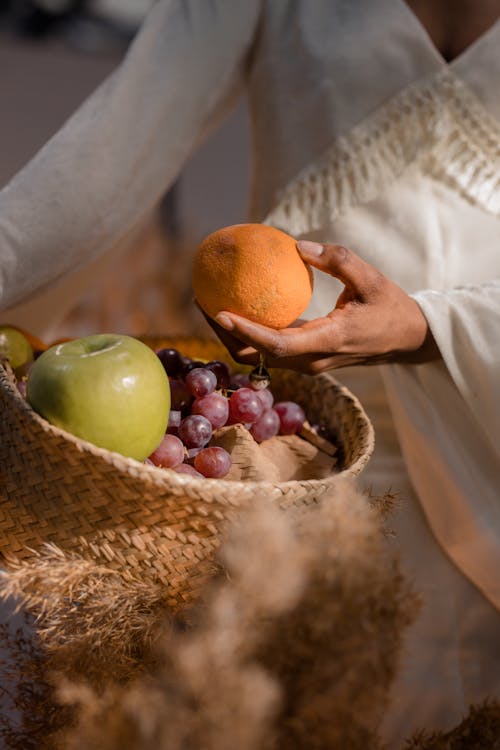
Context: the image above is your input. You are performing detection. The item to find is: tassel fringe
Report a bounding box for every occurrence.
[264,71,500,235]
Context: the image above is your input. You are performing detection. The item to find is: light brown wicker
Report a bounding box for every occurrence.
[0,336,374,611]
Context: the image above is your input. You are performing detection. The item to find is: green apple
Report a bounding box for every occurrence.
[26,334,170,461]
[0,325,34,373]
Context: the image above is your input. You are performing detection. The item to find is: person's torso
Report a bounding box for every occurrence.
[245,0,500,312]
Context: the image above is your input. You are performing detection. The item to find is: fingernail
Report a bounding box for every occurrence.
[215,313,234,331]
[297,240,324,257]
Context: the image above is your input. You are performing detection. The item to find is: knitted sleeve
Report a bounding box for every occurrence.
[0,0,261,312]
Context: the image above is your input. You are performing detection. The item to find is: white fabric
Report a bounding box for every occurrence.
[336,364,500,745]
[0,0,260,313]
[0,0,499,743]
[299,164,500,613]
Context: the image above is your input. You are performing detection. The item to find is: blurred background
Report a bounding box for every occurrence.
[0,0,251,340]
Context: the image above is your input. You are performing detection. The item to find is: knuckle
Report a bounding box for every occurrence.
[327,244,350,264]
[266,335,289,359]
[364,267,386,296]
[369,265,385,284]
[335,245,350,261]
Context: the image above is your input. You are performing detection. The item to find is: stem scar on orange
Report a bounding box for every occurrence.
[192,224,314,329]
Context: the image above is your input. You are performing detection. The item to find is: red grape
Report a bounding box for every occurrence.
[174,463,204,478]
[169,378,193,414]
[228,387,264,424]
[194,447,232,478]
[273,401,306,435]
[250,408,280,443]
[186,447,203,460]
[148,434,185,468]
[230,373,250,389]
[254,387,274,410]
[166,410,181,435]
[185,367,217,397]
[156,348,183,377]
[192,392,229,429]
[205,360,231,389]
[178,414,212,448]
[182,359,205,378]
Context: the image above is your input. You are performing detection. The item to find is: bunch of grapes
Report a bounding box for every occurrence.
[147,347,307,479]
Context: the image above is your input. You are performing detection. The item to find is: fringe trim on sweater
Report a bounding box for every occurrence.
[263,70,500,236]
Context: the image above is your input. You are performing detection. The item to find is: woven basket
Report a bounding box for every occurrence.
[0,336,374,611]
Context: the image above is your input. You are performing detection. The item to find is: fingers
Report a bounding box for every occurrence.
[214,311,339,362]
[197,305,259,364]
[297,240,384,299]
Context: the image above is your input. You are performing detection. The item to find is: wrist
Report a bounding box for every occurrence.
[398,299,441,364]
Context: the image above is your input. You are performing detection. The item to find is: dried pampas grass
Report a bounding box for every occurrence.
[19,477,415,750]
[0,544,170,685]
[255,480,413,749]
[0,548,172,748]
[1,479,498,749]
[406,700,500,749]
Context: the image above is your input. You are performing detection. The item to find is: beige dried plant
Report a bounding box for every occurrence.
[0,546,173,748]
[20,477,416,750]
[0,543,170,686]
[406,699,500,749]
[1,480,498,750]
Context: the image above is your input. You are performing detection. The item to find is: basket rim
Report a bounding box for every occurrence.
[1,355,374,493]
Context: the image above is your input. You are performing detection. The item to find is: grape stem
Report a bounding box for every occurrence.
[249,352,271,390]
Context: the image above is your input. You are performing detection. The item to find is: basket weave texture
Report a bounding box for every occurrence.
[0,337,374,611]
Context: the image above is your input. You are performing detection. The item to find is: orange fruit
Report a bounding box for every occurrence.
[192,224,313,329]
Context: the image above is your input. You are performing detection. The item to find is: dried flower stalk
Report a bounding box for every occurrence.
[32,478,417,750]
[11,480,498,749]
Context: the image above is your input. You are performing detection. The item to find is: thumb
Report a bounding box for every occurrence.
[297,240,380,297]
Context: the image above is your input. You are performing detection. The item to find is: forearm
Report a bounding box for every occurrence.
[0,0,261,311]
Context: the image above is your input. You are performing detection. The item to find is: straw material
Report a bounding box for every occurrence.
[0,337,374,612]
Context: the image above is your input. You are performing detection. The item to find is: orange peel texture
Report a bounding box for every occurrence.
[192,224,314,329]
